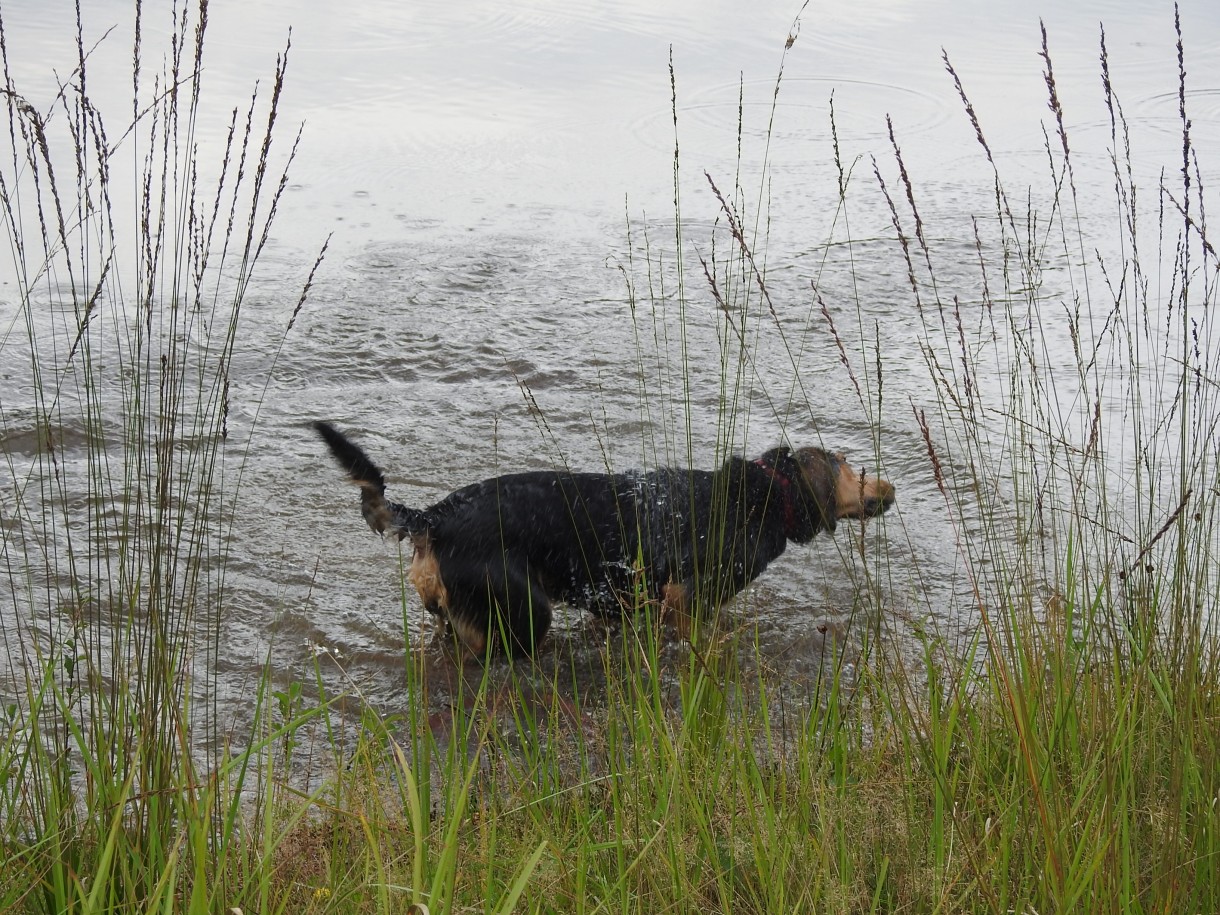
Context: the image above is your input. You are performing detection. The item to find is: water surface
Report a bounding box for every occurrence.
[2,0,1218,755]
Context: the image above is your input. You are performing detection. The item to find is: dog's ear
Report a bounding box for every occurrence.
[757,445,791,468]
[797,448,838,534]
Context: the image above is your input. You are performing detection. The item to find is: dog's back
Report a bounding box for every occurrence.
[411,459,791,618]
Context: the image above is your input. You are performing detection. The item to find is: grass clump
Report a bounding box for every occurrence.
[2,2,1219,913]
[0,0,326,910]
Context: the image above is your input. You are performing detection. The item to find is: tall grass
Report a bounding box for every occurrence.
[0,1,328,910]
[2,3,1218,914]
[877,16,1220,907]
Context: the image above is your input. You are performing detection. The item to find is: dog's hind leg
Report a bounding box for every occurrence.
[443,560,553,658]
[487,561,553,658]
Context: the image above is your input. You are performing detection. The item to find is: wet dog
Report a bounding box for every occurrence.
[314,421,895,657]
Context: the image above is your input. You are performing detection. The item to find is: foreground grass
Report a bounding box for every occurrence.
[227,588,1218,914]
[1,2,1218,913]
[6,617,1215,913]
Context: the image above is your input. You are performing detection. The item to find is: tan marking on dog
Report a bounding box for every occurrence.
[661,581,693,639]
[357,482,396,536]
[408,539,449,614]
[408,540,489,654]
[449,614,487,656]
[831,452,896,520]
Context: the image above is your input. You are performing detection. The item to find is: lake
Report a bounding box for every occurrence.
[2,0,1217,755]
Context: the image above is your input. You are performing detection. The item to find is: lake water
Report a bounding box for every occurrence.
[2,0,1218,754]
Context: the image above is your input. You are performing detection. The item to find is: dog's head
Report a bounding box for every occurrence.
[764,446,895,541]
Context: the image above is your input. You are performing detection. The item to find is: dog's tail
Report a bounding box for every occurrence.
[312,421,428,540]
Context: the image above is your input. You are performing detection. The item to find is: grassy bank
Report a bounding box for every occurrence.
[2,2,1218,913]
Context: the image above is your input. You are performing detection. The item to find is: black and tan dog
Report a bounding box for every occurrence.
[314,421,895,657]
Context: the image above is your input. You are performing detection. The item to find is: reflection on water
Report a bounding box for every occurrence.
[1,0,1218,760]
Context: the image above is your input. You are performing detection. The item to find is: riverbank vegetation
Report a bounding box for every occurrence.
[1,2,1217,912]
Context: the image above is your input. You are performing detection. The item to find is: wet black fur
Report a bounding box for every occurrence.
[314,421,845,657]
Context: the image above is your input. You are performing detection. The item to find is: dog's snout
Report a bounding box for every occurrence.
[879,480,896,506]
[865,480,896,516]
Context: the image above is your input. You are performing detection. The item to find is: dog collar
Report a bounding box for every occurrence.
[753,458,798,536]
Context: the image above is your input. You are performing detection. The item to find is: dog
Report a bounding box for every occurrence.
[314,421,895,657]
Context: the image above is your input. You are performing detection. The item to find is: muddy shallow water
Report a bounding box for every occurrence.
[2,0,1219,763]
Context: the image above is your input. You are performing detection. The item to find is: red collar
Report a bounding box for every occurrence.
[754,458,797,535]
